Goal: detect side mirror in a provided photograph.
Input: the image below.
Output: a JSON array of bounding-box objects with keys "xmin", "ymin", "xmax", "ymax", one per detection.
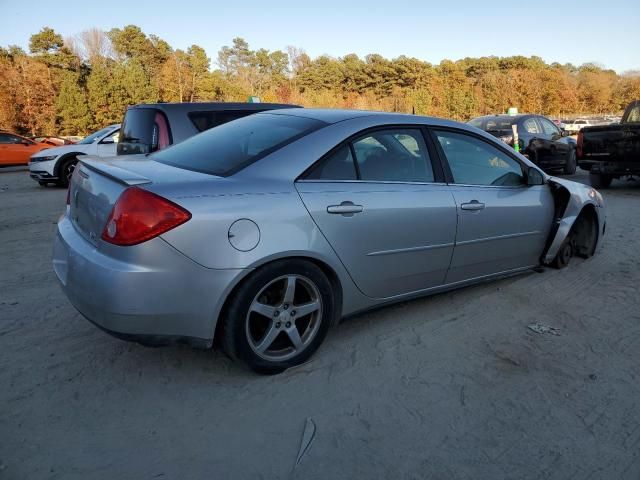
[
  {"xmin": 100, "ymin": 138, "xmax": 115, "ymax": 144},
  {"xmin": 526, "ymin": 166, "xmax": 544, "ymax": 186},
  {"xmin": 21, "ymin": 140, "xmax": 31, "ymax": 146},
  {"xmin": 561, "ymin": 130, "xmax": 570, "ymax": 137}
]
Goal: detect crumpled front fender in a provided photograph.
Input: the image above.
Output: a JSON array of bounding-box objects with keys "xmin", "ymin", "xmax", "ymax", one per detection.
[{"xmin": 542, "ymin": 176, "xmax": 606, "ymax": 264}]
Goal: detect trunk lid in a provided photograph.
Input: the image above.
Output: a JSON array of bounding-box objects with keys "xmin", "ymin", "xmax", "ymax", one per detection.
[{"xmin": 68, "ymin": 155, "xmax": 215, "ymax": 246}]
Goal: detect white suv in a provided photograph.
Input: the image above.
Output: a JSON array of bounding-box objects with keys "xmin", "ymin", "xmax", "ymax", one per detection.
[{"xmin": 29, "ymin": 124, "xmax": 120, "ymax": 187}]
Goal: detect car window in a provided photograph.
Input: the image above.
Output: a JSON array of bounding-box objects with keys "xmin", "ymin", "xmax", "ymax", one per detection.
[
  {"xmin": 626, "ymin": 106, "xmax": 640, "ymax": 123},
  {"xmin": 523, "ymin": 118, "xmax": 541, "ymax": 134},
  {"xmin": 153, "ymin": 113, "xmax": 326, "ymax": 176},
  {"xmin": 435, "ymin": 130, "xmax": 525, "ymax": 187},
  {"xmin": 539, "ymin": 118, "xmax": 560, "ymax": 136},
  {"xmin": 102, "ymin": 130, "xmax": 120, "ymax": 144},
  {"xmin": 0, "ymin": 133, "xmax": 23, "ymax": 144},
  {"xmin": 189, "ymin": 111, "xmax": 255, "ymax": 132},
  {"xmin": 305, "ymin": 145, "xmax": 357, "ymax": 180},
  {"xmin": 78, "ymin": 127, "xmax": 115, "ymax": 145},
  {"xmin": 351, "ymin": 129, "xmax": 434, "ymax": 182}
]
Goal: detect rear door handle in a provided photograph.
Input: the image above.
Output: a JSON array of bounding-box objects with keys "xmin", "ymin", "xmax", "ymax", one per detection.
[
  {"xmin": 327, "ymin": 201, "xmax": 363, "ymax": 216},
  {"xmin": 460, "ymin": 200, "xmax": 485, "ymax": 211}
]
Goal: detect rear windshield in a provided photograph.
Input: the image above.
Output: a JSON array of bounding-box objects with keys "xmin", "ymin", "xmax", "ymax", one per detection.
[
  {"xmin": 153, "ymin": 113, "xmax": 326, "ymax": 176},
  {"xmin": 484, "ymin": 118, "xmax": 516, "ymax": 132},
  {"xmin": 117, "ymin": 108, "xmax": 171, "ymax": 155},
  {"xmin": 189, "ymin": 110, "xmax": 256, "ymax": 132}
]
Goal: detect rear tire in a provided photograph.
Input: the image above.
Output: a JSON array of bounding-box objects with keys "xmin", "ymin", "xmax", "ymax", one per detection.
[
  {"xmin": 563, "ymin": 149, "xmax": 577, "ymax": 175},
  {"xmin": 57, "ymin": 157, "xmax": 77, "ymax": 188},
  {"xmin": 221, "ymin": 259, "xmax": 335, "ymax": 374},
  {"xmin": 589, "ymin": 172, "xmax": 612, "ymax": 189}
]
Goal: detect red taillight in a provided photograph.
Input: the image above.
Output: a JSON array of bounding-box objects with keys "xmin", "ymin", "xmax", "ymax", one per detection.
[
  {"xmin": 101, "ymin": 187, "xmax": 191, "ymax": 246},
  {"xmin": 576, "ymin": 131, "xmax": 583, "ymax": 158}
]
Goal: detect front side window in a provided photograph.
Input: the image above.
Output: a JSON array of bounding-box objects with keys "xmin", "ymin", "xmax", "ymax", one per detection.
[
  {"xmin": 435, "ymin": 130, "xmax": 525, "ymax": 187},
  {"xmin": 523, "ymin": 118, "xmax": 541, "ymax": 134},
  {"xmin": 539, "ymin": 118, "xmax": 560, "ymax": 136},
  {"xmin": 0, "ymin": 133, "xmax": 22, "ymax": 144},
  {"xmin": 154, "ymin": 113, "xmax": 326, "ymax": 176}
]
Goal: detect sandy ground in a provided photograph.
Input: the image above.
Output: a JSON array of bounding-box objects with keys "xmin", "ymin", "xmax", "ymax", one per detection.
[{"xmin": 1, "ymin": 167, "xmax": 639, "ymax": 480}]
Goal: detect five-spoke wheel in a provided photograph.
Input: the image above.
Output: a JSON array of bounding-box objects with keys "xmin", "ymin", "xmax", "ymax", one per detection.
[{"xmin": 222, "ymin": 260, "xmax": 334, "ymax": 374}]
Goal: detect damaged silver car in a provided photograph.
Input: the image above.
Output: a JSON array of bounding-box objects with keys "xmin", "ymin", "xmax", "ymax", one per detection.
[{"xmin": 53, "ymin": 109, "xmax": 606, "ymax": 373}]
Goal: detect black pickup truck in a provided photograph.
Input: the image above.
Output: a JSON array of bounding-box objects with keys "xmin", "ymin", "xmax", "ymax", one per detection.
[{"xmin": 577, "ymin": 100, "xmax": 640, "ymax": 188}]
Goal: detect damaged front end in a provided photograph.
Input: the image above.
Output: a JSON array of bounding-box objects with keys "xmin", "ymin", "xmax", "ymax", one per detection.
[{"xmin": 541, "ymin": 177, "xmax": 606, "ymax": 267}]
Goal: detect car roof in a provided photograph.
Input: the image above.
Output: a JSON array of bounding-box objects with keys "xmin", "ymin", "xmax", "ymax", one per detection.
[
  {"xmin": 471, "ymin": 114, "xmax": 538, "ymax": 122},
  {"xmin": 260, "ymin": 108, "xmax": 451, "ymax": 125},
  {"xmin": 128, "ymin": 102, "xmax": 299, "ymax": 113}
]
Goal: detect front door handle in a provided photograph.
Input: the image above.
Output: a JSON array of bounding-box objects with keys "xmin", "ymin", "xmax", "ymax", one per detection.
[
  {"xmin": 460, "ymin": 200, "xmax": 485, "ymax": 211},
  {"xmin": 327, "ymin": 201, "xmax": 363, "ymax": 216}
]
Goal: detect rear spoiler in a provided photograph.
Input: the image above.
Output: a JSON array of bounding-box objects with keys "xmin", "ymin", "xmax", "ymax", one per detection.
[{"xmin": 77, "ymin": 155, "xmax": 152, "ymax": 186}]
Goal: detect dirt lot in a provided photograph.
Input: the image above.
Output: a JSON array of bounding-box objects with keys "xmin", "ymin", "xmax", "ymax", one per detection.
[{"xmin": 1, "ymin": 168, "xmax": 639, "ymax": 480}]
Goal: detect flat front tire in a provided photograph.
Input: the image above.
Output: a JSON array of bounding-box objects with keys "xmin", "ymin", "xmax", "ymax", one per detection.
[{"xmin": 221, "ymin": 260, "xmax": 335, "ymax": 374}]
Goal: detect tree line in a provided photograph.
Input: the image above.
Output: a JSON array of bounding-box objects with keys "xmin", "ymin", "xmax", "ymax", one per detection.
[{"xmin": 1, "ymin": 25, "xmax": 639, "ymax": 136}]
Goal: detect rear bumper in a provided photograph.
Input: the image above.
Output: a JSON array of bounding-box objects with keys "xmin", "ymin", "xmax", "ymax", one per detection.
[{"xmin": 53, "ymin": 214, "xmax": 247, "ymax": 346}]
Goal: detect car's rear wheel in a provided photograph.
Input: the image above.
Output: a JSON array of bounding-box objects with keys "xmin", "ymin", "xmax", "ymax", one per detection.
[
  {"xmin": 57, "ymin": 157, "xmax": 77, "ymax": 188},
  {"xmin": 589, "ymin": 172, "xmax": 612, "ymax": 189},
  {"xmin": 563, "ymin": 149, "xmax": 577, "ymax": 175},
  {"xmin": 221, "ymin": 260, "xmax": 334, "ymax": 374}
]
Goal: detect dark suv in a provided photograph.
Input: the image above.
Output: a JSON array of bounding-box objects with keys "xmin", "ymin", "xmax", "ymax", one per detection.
[
  {"xmin": 468, "ymin": 114, "xmax": 577, "ymax": 174},
  {"xmin": 117, "ymin": 102, "xmax": 300, "ymax": 155}
]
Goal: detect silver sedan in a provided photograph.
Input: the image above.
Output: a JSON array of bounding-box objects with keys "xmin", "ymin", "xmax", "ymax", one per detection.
[{"xmin": 53, "ymin": 109, "xmax": 606, "ymax": 373}]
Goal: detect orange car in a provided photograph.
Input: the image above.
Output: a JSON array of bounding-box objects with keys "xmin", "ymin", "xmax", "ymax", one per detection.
[{"xmin": 0, "ymin": 131, "xmax": 51, "ymax": 166}]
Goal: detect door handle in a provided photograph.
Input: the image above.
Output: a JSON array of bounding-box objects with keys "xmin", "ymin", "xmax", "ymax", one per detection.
[
  {"xmin": 327, "ymin": 201, "xmax": 363, "ymax": 216},
  {"xmin": 460, "ymin": 200, "xmax": 485, "ymax": 211}
]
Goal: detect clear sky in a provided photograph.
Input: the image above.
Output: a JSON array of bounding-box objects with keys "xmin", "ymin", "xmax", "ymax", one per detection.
[{"xmin": 1, "ymin": 0, "xmax": 638, "ymax": 72}]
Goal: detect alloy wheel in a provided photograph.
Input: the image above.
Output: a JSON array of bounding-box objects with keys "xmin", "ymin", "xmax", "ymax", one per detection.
[{"xmin": 245, "ymin": 275, "xmax": 323, "ymax": 362}]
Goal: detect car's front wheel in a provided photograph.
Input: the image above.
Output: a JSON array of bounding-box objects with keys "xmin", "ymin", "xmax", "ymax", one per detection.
[
  {"xmin": 221, "ymin": 260, "xmax": 335, "ymax": 374},
  {"xmin": 57, "ymin": 157, "xmax": 77, "ymax": 188}
]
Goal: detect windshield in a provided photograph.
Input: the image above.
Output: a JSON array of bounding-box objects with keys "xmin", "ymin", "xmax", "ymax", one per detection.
[
  {"xmin": 78, "ymin": 127, "xmax": 116, "ymax": 145},
  {"xmin": 153, "ymin": 113, "xmax": 326, "ymax": 176}
]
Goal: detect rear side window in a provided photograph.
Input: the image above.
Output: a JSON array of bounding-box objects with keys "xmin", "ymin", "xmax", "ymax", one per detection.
[
  {"xmin": 189, "ymin": 110, "xmax": 255, "ymax": 132},
  {"xmin": 304, "ymin": 128, "xmax": 434, "ymax": 183},
  {"xmin": 626, "ymin": 106, "xmax": 640, "ymax": 123},
  {"xmin": 117, "ymin": 108, "xmax": 172, "ymax": 155},
  {"xmin": 306, "ymin": 145, "xmax": 357, "ymax": 180},
  {"xmin": 153, "ymin": 113, "xmax": 326, "ymax": 176},
  {"xmin": 434, "ymin": 130, "xmax": 524, "ymax": 187}
]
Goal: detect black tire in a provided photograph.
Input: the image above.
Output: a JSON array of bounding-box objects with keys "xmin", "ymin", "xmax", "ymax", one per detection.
[
  {"xmin": 221, "ymin": 259, "xmax": 335, "ymax": 374},
  {"xmin": 563, "ymin": 149, "xmax": 577, "ymax": 175},
  {"xmin": 57, "ymin": 157, "xmax": 78, "ymax": 188},
  {"xmin": 589, "ymin": 172, "xmax": 612, "ymax": 189},
  {"xmin": 551, "ymin": 237, "xmax": 573, "ymax": 269}
]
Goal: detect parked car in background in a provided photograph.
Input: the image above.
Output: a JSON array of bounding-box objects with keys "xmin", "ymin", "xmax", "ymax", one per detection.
[
  {"xmin": 578, "ymin": 100, "xmax": 640, "ymax": 188},
  {"xmin": 117, "ymin": 102, "xmax": 300, "ymax": 155},
  {"xmin": 468, "ymin": 114, "xmax": 577, "ymax": 174},
  {"xmin": 564, "ymin": 118, "xmax": 593, "ymax": 134},
  {"xmin": 54, "ymin": 109, "xmax": 605, "ymax": 373},
  {"xmin": 0, "ymin": 131, "xmax": 51, "ymax": 166},
  {"xmin": 30, "ymin": 136, "xmax": 76, "ymax": 146},
  {"xmin": 29, "ymin": 125, "xmax": 120, "ymax": 187}
]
